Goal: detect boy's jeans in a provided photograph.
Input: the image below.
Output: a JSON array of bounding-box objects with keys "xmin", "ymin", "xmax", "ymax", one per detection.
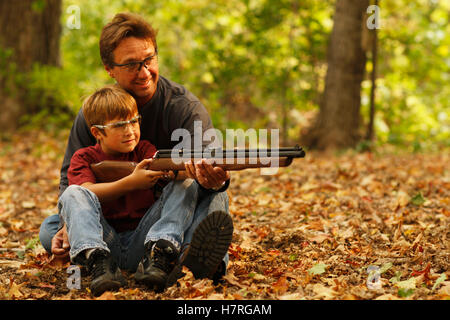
[{"xmin": 39, "ymin": 179, "xmax": 230, "ymax": 272}]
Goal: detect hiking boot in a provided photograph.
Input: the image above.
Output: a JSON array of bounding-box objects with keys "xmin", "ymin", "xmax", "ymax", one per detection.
[
  {"xmin": 167, "ymin": 210, "xmax": 233, "ymax": 286},
  {"xmin": 134, "ymin": 239, "xmax": 179, "ymax": 292},
  {"xmin": 86, "ymin": 249, "xmax": 126, "ymax": 297}
]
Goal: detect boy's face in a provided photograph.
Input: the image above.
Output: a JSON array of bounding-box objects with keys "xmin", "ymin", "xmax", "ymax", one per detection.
[{"xmin": 91, "ymin": 114, "xmax": 141, "ymax": 156}]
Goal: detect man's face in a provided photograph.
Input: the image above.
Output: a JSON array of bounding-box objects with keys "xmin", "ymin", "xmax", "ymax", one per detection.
[{"xmin": 106, "ymin": 37, "xmax": 159, "ymax": 105}]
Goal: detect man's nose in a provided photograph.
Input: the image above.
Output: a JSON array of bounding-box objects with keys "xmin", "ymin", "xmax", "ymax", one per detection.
[{"xmin": 137, "ymin": 64, "xmax": 152, "ymax": 78}]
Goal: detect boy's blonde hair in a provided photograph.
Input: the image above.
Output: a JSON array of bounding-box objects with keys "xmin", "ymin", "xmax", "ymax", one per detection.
[{"xmin": 82, "ymin": 85, "xmax": 138, "ymax": 127}]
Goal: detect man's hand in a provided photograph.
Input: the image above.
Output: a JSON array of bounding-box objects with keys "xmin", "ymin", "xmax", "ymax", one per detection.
[
  {"xmin": 51, "ymin": 224, "xmax": 70, "ymax": 261},
  {"xmin": 185, "ymin": 159, "xmax": 230, "ymax": 190}
]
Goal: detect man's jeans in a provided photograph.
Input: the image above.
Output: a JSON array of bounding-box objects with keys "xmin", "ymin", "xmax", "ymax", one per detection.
[{"xmin": 39, "ymin": 179, "xmax": 230, "ymax": 272}]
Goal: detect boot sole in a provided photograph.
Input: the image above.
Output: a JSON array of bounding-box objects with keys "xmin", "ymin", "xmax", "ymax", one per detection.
[
  {"xmin": 90, "ymin": 278, "xmax": 126, "ymax": 297},
  {"xmin": 169, "ymin": 211, "xmax": 233, "ymax": 283},
  {"xmin": 134, "ymin": 267, "xmax": 167, "ymax": 293}
]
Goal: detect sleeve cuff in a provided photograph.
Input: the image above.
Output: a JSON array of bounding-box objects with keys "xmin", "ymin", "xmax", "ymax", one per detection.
[{"xmin": 199, "ymin": 178, "xmax": 230, "ymax": 193}]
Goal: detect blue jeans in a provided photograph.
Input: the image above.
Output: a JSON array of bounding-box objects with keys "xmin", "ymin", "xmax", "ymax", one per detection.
[{"xmin": 39, "ymin": 180, "xmax": 230, "ymax": 272}]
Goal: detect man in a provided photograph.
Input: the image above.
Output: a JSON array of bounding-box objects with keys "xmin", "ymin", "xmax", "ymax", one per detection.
[{"xmin": 39, "ymin": 12, "xmax": 233, "ymax": 290}]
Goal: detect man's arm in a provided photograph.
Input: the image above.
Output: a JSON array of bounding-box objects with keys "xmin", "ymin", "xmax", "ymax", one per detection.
[
  {"xmin": 168, "ymin": 100, "xmax": 230, "ymax": 191},
  {"xmin": 59, "ymin": 109, "xmax": 96, "ymax": 197}
]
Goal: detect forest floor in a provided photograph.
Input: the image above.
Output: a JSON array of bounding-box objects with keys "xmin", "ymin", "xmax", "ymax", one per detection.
[{"xmin": 0, "ymin": 130, "xmax": 449, "ymax": 300}]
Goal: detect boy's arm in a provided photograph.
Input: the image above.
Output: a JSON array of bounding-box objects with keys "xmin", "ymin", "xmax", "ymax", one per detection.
[{"xmin": 81, "ymin": 159, "xmax": 167, "ymax": 203}]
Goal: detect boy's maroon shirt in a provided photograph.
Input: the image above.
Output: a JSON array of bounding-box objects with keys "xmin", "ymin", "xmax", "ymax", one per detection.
[{"xmin": 68, "ymin": 140, "xmax": 157, "ymax": 232}]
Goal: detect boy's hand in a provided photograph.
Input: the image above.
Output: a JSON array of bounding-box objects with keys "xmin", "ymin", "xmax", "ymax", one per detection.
[{"xmin": 130, "ymin": 159, "xmax": 169, "ymax": 189}]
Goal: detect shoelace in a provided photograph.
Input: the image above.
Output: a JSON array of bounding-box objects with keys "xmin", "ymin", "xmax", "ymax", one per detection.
[
  {"xmin": 151, "ymin": 247, "xmax": 173, "ymax": 273},
  {"xmin": 89, "ymin": 252, "xmax": 112, "ymax": 278}
]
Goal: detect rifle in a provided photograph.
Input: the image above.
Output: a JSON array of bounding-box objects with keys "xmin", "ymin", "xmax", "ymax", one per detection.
[{"xmin": 90, "ymin": 145, "xmax": 306, "ymax": 182}]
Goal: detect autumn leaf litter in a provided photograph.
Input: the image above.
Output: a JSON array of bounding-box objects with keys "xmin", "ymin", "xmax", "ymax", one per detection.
[{"xmin": 0, "ymin": 131, "xmax": 449, "ymax": 300}]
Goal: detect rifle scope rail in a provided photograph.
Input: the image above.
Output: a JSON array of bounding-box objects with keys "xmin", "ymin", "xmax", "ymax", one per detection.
[{"xmin": 153, "ymin": 145, "xmax": 306, "ymax": 160}]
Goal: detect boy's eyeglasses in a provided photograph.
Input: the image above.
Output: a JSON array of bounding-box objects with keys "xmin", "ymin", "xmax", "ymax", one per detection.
[
  {"xmin": 112, "ymin": 51, "xmax": 158, "ymax": 73},
  {"xmin": 93, "ymin": 115, "xmax": 142, "ymax": 131}
]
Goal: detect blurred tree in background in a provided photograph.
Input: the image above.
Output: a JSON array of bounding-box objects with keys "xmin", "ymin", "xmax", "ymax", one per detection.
[
  {"xmin": 300, "ymin": 0, "xmax": 369, "ymax": 150},
  {"xmin": 0, "ymin": 0, "xmax": 448, "ymax": 151},
  {"xmin": 0, "ymin": 0, "xmax": 62, "ymax": 131}
]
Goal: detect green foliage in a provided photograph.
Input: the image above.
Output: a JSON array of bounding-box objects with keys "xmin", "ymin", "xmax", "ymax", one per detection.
[
  {"xmin": 19, "ymin": 64, "xmax": 84, "ymax": 130},
  {"xmin": 31, "ymin": 0, "xmax": 46, "ymax": 13},
  {"xmin": 0, "ymin": 48, "xmax": 21, "ymax": 96},
  {"xmin": 4, "ymin": 0, "xmax": 448, "ymax": 150},
  {"xmin": 361, "ymin": 0, "xmax": 450, "ymax": 150}
]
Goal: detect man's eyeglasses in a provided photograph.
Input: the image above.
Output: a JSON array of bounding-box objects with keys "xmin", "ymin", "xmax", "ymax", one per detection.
[
  {"xmin": 112, "ymin": 51, "xmax": 158, "ymax": 73},
  {"xmin": 93, "ymin": 115, "xmax": 142, "ymax": 131}
]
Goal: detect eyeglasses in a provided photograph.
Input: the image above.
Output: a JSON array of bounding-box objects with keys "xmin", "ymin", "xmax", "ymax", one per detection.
[
  {"xmin": 112, "ymin": 51, "xmax": 158, "ymax": 73},
  {"xmin": 93, "ymin": 115, "xmax": 141, "ymax": 131}
]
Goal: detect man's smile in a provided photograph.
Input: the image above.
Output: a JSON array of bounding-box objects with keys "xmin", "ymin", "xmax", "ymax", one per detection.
[{"xmin": 134, "ymin": 79, "xmax": 152, "ymax": 87}]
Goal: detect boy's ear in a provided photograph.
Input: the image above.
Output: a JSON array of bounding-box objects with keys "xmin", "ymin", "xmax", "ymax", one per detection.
[{"xmin": 90, "ymin": 126, "xmax": 105, "ymax": 140}]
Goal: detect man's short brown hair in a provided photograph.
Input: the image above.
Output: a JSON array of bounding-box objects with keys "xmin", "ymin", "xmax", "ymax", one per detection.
[
  {"xmin": 99, "ymin": 12, "xmax": 158, "ymax": 68},
  {"xmin": 82, "ymin": 84, "xmax": 138, "ymax": 128}
]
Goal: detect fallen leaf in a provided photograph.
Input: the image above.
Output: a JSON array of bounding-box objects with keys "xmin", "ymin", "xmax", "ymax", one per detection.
[
  {"xmin": 410, "ymin": 192, "xmax": 426, "ymax": 206},
  {"xmin": 432, "ymin": 274, "xmax": 447, "ymax": 292},
  {"xmin": 438, "ymin": 282, "xmax": 450, "ymax": 296},
  {"xmin": 379, "ymin": 262, "xmax": 393, "ymax": 274},
  {"xmin": 272, "ymin": 276, "xmax": 289, "ymax": 295},
  {"xmin": 96, "ymin": 291, "xmax": 116, "ymax": 300},
  {"xmin": 311, "ymin": 283, "xmax": 336, "ymax": 299},
  {"xmin": 37, "ymin": 283, "xmax": 56, "ymax": 289},
  {"xmin": 308, "ymin": 263, "xmax": 327, "ymax": 276},
  {"xmin": 410, "ymin": 262, "xmax": 431, "ymax": 279},
  {"xmin": 310, "ymin": 233, "xmax": 332, "ymax": 243},
  {"xmin": 395, "ymin": 277, "xmax": 416, "ymax": 290},
  {"xmin": 9, "ymin": 279, "xmax": 27, "ymax": 298},
  {"xmin": 21, "ymin": 201, "xmax": 36, "ymax": 209},
  {"xmin": 279, "ymin": 292, "xmax": 305, "ymax": 300},
  {"xmin": 223, "ymin": 271, "xmax": 246, "ymax": 289},
  {"xmin": 44, "ymin": 255, "xmax": 70, "ymax": 270},
  {"xmin": 0, "ymin": 226, "xmax": 8, "ymax": 237},
  {"xmin": 0, "ymin": 259, "xmax": 25, "ymax": 268},
  {"xmin": 375, "ymin": 294, "xmax": 401, "ymax": 300},
  {"xmin": 398, "ymin": 288, "xmax": 415, "ymax": 298},
  {"xmin": 391, "ymin": 190, "xmax": 410, "ymax": 210},
  {"xmin": 338, "ymin": 228, "xmax": 353, "ymax": 240}
]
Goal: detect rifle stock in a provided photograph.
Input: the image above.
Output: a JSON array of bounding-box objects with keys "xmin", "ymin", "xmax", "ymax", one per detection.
[{"xmin": 90, "ymin": 146, "xmax": 305, "ymax": 183}]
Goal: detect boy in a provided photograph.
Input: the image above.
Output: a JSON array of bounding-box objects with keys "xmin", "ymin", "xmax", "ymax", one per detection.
[{"xmin": 60, "ymin": 85, "xmax": 199, "ymax": 295}]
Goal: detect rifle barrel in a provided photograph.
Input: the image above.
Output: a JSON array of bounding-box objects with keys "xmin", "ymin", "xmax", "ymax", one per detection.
[{"xmin": 154, "ymin": 145, "xmax": 305, "ymax": 159}]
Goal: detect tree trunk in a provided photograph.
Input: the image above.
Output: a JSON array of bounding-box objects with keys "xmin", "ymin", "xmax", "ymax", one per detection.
[
  {"xmin": 0, "ymin": 0, "xmax": 62, "ymax": 132},
  {"xmin": 301, "ymin": 0, "xmax": 368, "ymax": 150},
  {"xmin": 366, "ymin": 0, "xmax": 379, "ymax": 142}
]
